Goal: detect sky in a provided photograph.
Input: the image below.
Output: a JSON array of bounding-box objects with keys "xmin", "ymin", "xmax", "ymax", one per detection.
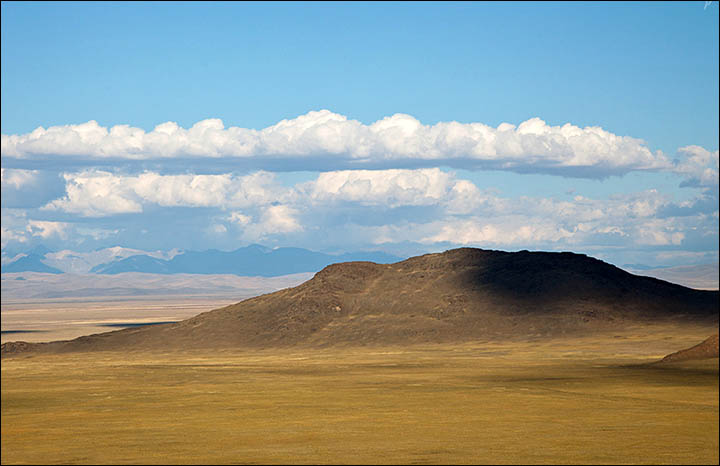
[{"xmin": 1, "ymin": 1, "xmax": 718, "ymax": 268}]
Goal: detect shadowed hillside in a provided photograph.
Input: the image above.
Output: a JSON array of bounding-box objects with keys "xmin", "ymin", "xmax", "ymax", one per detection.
[{"xmin": 2, "ymin": 248, "xmax": 718, "ymax": 356}]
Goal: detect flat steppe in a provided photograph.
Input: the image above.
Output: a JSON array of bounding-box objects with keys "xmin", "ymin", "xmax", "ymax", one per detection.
[
  {"xmin": 2, "ymin": 324, "xmax": 718, "ymax": 465},
  {"xmin": 1, "ymin": 297, "xmax": 239, "ymax": 344},
  {"xmin": 1, "ymin": 272, "xmax": 312, "ymax": 344}
]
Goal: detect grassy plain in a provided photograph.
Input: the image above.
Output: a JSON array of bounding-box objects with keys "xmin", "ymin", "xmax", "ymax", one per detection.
[{"xmin": 2, "ymin": 326, "xmax": 718, "ymax": 465}]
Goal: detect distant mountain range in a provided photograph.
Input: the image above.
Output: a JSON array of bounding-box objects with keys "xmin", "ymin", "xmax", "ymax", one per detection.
[
  {"xmin": 90, "ymin": 245, "xmax": 402, "ymax": 276},
  {"xmin": 1, "ymin": 245, "xmax": 178, "ymax": 274},
  {"xmin": 3, "ymin": 244, "xmax": 717, "ymax": 290},
  {"xmin": 1, "ymin": 254, "xmax": 63, "ymax": 274},
  {"xmin": 91, "ymin": 254, "xmax": 175, "ymax": 274},
  {"xmin": 2, "ymin": 244, "xmax": 403, "ymax": 277}
]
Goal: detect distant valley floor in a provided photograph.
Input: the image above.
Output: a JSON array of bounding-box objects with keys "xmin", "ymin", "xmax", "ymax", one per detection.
[
  {"xmin": 1, "ymin": 272, "xmax": 312, "ymax": 344},
  {"xmin": 0, "ymin": 298, "xmax": 238, "ymax": 344}
]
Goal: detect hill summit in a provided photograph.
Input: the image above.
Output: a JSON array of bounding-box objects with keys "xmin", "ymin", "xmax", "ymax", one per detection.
[{"xmin": 2, "ymin": 248, "xmax": 717, "ymax": 356}]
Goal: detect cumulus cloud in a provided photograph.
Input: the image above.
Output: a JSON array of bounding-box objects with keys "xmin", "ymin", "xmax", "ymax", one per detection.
[
  {"xmin": 44, "ymin": 171, "xmax": 144, "ymax": 216},
  {"xmin": 1, "ymin": 209, "xmax": 29, "ymax": 248},
  {"xmin": 632, "ymin": 219, "xmax": 685, "ymax": 246},
  {"xmin": 347, "ymin": 212, "xmax": 692, "ymax": 250},
  {"xmin": 45, "ymin": 167, "xmax": 485, "ymax": 218},
  {"xmin": 1, "ymin": 168, "xmax": 39, "ymax": 189},
  {"xmin": 1, "ymin": 168, "xmax": 71, "ymax": 210},
  {"xmin": 1, "ymin": 110, "xmax": 673, "ymax": 177},
  {"xmin": 227, "ymin": 211, "xmax": 252, "ymax": 226},
  {"xmin": 26, "ymin": 220, "xmax": 70, "ymax": 240},
  {"xmin": 257, "ymin": 205, "xmax": 303, "ymax": 234},
  {"xmin": 238, "ymin": 205, "xmax": 303, "ymax": 241},
  {"xmin": 43, "ymin": 170, "xmax": 286, "ymax": 217},
  {"xmin": 337, "ymin": 175, "xmax": 711, "ymax": 251},
  {"xmin": 4, "ymin": 164, "xmax": 717, "ymax": 260},
  {"xmin": 422, "ymin": 218, "xmax": 575, "ymax": 245},
  {"xmin": 673, "ymin": 145, "xmax": 719, "ymax": 188},
  {"xmin": 302, "ymin": 168, "xmax": 480, "ymax": 209},
  {"xmin": 1, "ymin": 225, "xmax": 28, "ymax": 248},
  {"xmin": 40, "ymin": 167, "xmax": 709, "ymax": 245}
]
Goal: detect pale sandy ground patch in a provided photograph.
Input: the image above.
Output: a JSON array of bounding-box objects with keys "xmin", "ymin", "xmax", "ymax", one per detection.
[
  {"xmin": 1, "ymin": 272, "xmax": 312, "ymax": 344},
  {"xmin": 1, "ymin": 298, "xmax": 236, "ymax": 344}
]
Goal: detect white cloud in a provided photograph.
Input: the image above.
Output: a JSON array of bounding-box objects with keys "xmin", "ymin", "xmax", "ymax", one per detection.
[
  {"xmin": 132, "ymin": 172, "xmax": 233, "ymax": 207},
  {"xmin": 257, "ymin": 205, "xmax": 303, "ymax": 234},
  {"xmin": 1, "ymin": 209, "xmax": 29, "ymax": 248},
  {"xmin": 1, "ymin": 168, "xmax": 39, "ymax": 189},
  {"xmin": 342, "ymin": 209, "xmax": 693, "ymax": 250},
  {"xmin": 674, "ymin": 145, "xmax": 719, "ymax": 188},
  {"xmin": 240, "ymin": 205, "xmax": 303, "ymax": 240},
  {"xmin": 632, "ymin": 219, "xmax": 685, "ymax": 246},
  {"xmin": 43, "ymin": 170, "xmax": 285, "ymax": 217},
  {"xmin": 227, "ymin": 212, "xmax": 252, "ymax": 226},
  {"xmin": 291, "ymin": 179, "xmax": 699, "ymax": 251},
  {"xmin": 4, "ymin": 164, "xmax": 717, "ymax": 260},
  {"xmin": 44, "ymin": 171, "xmax": 144, "ymax": 217},
  {"xmin": 421, "ymin": 218, "xmax": 575, "ymax": 246},
  {"xmin": 1, "ymin": 226, "xmax": 28, "ymax": 248},
  {"xmin": 26, "ymin": 220, "xmax": 69, "ymax": 239},
  {"xmin": 44, "ymin": 168, "xmax": 483, "ymax": 218},
  {"xmin": 303, "ymin": 168, "xmax": 475, "ymax": 208},
  {"xmin": 1, "ymin": 110, "xmax": 673, "ymax": 177}
]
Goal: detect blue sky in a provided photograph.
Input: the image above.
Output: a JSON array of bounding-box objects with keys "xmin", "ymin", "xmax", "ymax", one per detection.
[{"xmin": 1, "ymin": 1, "xmax": 718, "ymax": 268}]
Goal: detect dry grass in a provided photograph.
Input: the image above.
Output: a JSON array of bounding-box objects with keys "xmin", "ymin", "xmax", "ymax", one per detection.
[{"xmin": 2, "ymin": 327, "xmax": 718, "ymax": 465}]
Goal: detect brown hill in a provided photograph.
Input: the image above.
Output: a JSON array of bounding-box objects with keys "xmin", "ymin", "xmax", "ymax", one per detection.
[
  {"xmin": 660, "ymin": 334, "xmax": 719, "ymax": 363},
  {"xmin": 2, "ymin": 248, "xmax": 718, "ymax": 356}
]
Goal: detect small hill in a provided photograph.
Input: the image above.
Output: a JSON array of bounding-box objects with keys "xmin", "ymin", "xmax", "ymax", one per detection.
[
  {"xmin": 660, "ymin": 334, "xmax": 719, "ymax": 363},
  {"xmin": 2, "ymin": 248, "xmax": 717, "ymax": 356}
]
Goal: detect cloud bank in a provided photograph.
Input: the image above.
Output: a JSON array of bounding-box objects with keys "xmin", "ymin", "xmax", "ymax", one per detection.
[
  {"xmin": 2, "ymin": 110, "xmax": 674, "ymax": 177},
  {"xmin": 17, "ymin": 167, "xmax": 712, "ymax": 253},
  {"xmin": 2, "ymin": 111, "xmax": 716, "ymax": 267},
  {"xmin": 42, "ymin": 170, "xmax": 285, "ymax": 217}
]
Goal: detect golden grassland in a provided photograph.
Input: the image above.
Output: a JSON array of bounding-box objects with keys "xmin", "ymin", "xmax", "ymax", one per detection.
[{"xmin": 2, "ymin": 326, "xmax": 718, "ymax": 465}]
